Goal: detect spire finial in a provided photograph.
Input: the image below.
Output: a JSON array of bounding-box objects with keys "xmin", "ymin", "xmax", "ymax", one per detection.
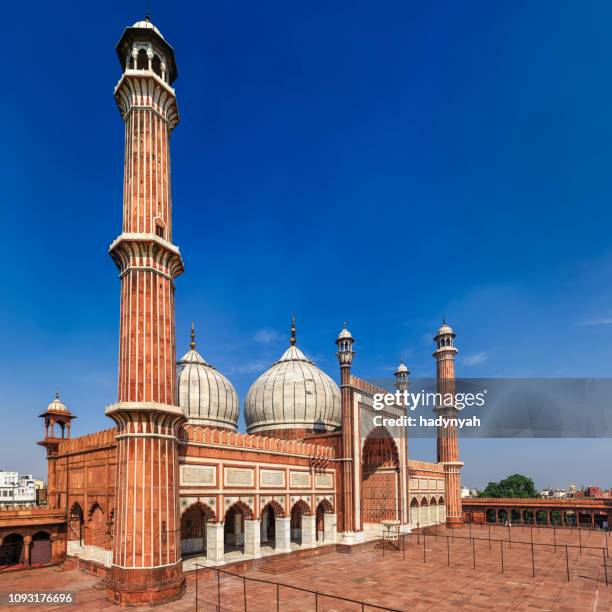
[
  {"xmin": 290, "ymin": 314, "xmax": 296, "ymax": 346},
  {"xmin": 145, "ymin": 0, "xmax": 151, "ymax": 21},
  {"xmin": 55, "ymin": 390, "xmax": 60, "ymax": 400},
  {"xmin": 443, "ymin": 315, "xmax": 446, "ymax": 324},
  {"xmin": 190, "ymin": 322, "xmax": 196, "ymax": 350}
]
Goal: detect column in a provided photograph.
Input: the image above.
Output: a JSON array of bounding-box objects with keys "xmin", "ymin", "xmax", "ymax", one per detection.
[
  {"xmin": 234, "ymin": 513, "xmax": 244, "ymax": 546},
  {"xmin": 244, "ymin": 519, "xmax": 261, "ymax": 558},
  {"xmin": 23, "ymin": 536, "xmax": 31, "ymax": 567},
  {"xmin": 206, "ymin": 523, "xmax": 224, "ymax": 564},
  {"xmin": 323, "ymin": 513, "xmax": 336, "ymax": 543},
  {"xmin": 275, "ymin": 517, "xmax": 291, "ymax": 552},
  {"xmin": 302, "ymin": 515, "xmax": 316, "ymax": 548},
  {"xmin": 261, "ymin": 510, "xmax": 269, "ymax": 544}
]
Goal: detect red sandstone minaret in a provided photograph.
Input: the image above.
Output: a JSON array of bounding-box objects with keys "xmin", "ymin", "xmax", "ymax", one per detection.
[
  {"xmin": 105, "ymin": 17, "xmax": 186, "ymax": 606},
  {"xmin": 433, "ymin": 320, "xmax": 464, "ymax": 527},
  {"xmin": 336, "ymin": 324, "xmax": 357, "ymax": 541}
]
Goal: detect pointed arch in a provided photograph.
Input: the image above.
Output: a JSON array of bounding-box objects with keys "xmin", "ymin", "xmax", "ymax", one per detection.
[
  {"xmin": 225, "ymin": 501, "xmax": 253, "ymax": 520},
  {"xmin": 290, "ymin": 499, "xmax": 312, "ymax": 515},
  {"xmin": 410, "ymin": 496, "xmax": 420, "ymax": 507},
  {"xmin": 430, "ymin": 497, "xmax": 437, "ymax": 506},
  {"xmin": 262, "ymin": 500, "xmax": 285, "ymax": 518},
  {"xmin": 420, "ymin": 496, "xmax": 429, "ymax": 506},
  {"xmin": 316, "ymin": 498, "xmax": 334, "ymax": 513}
]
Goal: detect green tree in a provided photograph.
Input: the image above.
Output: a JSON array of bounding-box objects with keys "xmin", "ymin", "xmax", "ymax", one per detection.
[{"xmin": 478, "ymin": 474, "xmax": 539, "ymax": 499}]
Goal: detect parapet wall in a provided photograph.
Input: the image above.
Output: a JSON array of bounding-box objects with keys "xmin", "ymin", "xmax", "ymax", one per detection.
[{"xmin": 182, "ymin": 425, "xmax": 335, "ymax": 459}]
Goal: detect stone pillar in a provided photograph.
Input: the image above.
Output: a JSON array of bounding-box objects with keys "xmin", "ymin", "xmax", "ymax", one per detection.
[
  {"xmin": 234, "ymin": 513, "xmax": 243, "ymax": 546},
  {"xmin": 23, "ymin": 536, "xmax": 31, "ymax": 567},
  {"xmin": 244, "ymin": 519, "xmax": 261, "ymax": 558},
  {"xmin": 275, "ymin": 517, "xmax": 291, "ymax": 552},
  {"xmin": 261, "ymin": 510, "xmax": 269, "ymax": 544},
  {"xmin": 302, "ymin": 515, "xmax": 316, "ymax": 548},
  {"xmin": 323, "ymin": 513, "xmax": 336, "ymax": 543},
  {"xmin": 206, "ymin": 523, "xmax": 224, "ymax": 564}
]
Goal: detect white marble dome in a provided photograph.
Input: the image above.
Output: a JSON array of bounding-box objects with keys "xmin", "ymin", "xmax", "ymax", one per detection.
[
  {"xmin": 132, "ymin": 18, "xmax": 165, "ymax": 39},
  {"xmin": 47, "ymin": 392, "xmax": 69, "ymax": 413},
  {"xmin": 244, "ymin": 323, "xmax": 341, "ymax": 435},
  {"xmin": 176, "ymin": 327, "xmax": 238, "ymax": 430}
]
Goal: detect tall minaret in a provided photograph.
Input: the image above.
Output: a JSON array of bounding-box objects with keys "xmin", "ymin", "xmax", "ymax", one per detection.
[
  {"xmin": 433, "ymin": 320, "xmax": 464, "ymax": 527},
  {"xmin": 336, "ymin": 324, "xmax": 358, "ymax": 541},
  {"xmin": 105, "ymin": 18, "xmax": 186, "ymax": 606}
]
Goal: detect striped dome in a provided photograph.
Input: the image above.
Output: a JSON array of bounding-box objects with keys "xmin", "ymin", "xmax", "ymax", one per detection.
[
  {"xmin": 244, "ymin": 338, "xmax": 341, "ymax": 435},
  {"xmin": 176, "ymin": 328, "xmax": 238, "ymax": 430}
]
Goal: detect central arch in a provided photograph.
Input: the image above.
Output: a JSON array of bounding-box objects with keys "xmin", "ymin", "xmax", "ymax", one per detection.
[
  {"xmin": 181, "ymin": 502, "xmax": 215, "ymax": 556},
  {"xmin": 361, "ymin": 427, "xmax": 400, "ymax": 525}
]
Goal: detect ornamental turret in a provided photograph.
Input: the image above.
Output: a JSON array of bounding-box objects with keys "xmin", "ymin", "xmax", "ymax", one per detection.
[{"xmin": 394, "ymin": 361, "xmax": 410, "ymax": 392}]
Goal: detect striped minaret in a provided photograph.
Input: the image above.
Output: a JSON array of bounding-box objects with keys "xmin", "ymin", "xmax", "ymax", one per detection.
[
  {"xmin": 105, "ymin": 17, "xmax": 186, "ymax": 606},
  {"xmin": 433, "ymin": 320, "xmax": 464, "ymax": 527},
  {"xmin": 336, "ymin": 324, "xmax": 358, "ymax": 541}
]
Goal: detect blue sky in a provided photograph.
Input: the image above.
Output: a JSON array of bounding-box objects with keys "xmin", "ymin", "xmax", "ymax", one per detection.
[{"xmin": 2, "ymin": 0, "xmax": 612, "ymax": 489}]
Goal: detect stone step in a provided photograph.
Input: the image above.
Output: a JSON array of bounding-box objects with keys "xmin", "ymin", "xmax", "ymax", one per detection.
[{"xmin": 257, "ymin": 555, "xmax": 310, "ymax": 575}]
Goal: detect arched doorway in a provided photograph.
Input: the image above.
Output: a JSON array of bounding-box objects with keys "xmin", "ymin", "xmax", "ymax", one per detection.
[
  {"xmin": 410, "ymin": 497, "xmax": 419, "ymax": 527},
  {"xmin": 0, "ymin": 533, "xmax": 24, "ymax": 568},
  {"xmin": 315, "ymin": 499, "xmax": 334, "ymax": 542},
  {"xmin": 486, "ymin": 509, "xmax": 496, "ymax": 523},
  {"xmin": 361, "ymin": 428, "xmax": 400, "ymax": 525},
  {"xmin": 87, "ymin": 503, "xmax": 110, "ymax": 549},
  {"xmin": 69, "ymin": 502, "xmax": 84, "ymax": 544},
  {"xmin": 420, "ymin": 497, "xmax": 429, "ymax": 527},
  {"xmin": 224, "ymin": 502, "xmax": 252, "ymax": 555},
  {"xmin": 30, "ymin": 532, "xmax": 51, "ymax": 566},
  {"xmin": 181, "ymin": 503, "xmax": 214, "ymax": 556},
  {"xmin": 261, "ymin": 502, "xmax": 284, "ymax": 549},
  {"xmin": 290, "ymin": 500, "xmax": 311, "ymax": 545}
]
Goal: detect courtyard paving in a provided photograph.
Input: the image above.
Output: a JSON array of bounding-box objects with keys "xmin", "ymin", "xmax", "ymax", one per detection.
[{"xmin": 0, "ymin": 525, "xmax": 611, "ymax": 610}]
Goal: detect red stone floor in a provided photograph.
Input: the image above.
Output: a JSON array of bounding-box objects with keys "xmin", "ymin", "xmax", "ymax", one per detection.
[{"xmin": 0, "ymin": 525, "xmax": 611, "ymax": 611}]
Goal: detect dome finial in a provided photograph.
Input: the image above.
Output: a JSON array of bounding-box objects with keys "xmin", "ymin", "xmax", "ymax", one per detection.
[
  {"xmin": 55, "ymin": 390, "xmax": 60, "ymax": 400},
  {"xmin": 190, "ymin": 322, "xmax": 196, "ymax": 350},
  {"xmin": 290, "ymin": 314, "xmax": 296, "ymax": 346}
]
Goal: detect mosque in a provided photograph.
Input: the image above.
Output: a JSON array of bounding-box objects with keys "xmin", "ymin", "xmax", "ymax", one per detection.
[{"xmin": 0, "ymin": 17, "xmax": 463, "ymax": 606}]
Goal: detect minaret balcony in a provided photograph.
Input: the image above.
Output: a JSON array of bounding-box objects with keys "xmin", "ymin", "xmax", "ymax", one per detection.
[{"xmin": 109, "ymin": 232, "xmax": 184, "ymax": 279}]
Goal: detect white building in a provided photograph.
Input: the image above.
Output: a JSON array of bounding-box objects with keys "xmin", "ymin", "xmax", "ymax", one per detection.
[{"xmin": 0, "ymin": 471, "xmax": 39, "ymax": 506}]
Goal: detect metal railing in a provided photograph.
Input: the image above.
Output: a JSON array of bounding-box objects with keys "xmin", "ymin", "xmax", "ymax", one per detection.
[
  {"xmin": 194, "ymin": 564, "xmax": 404, "ymax": 611},
  {"xmin": 380, "ymin": 523, "xmax": 610, "ymax": 585}
]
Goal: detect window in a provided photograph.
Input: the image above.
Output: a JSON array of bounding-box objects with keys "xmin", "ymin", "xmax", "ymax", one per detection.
[{"xmin": 155, "ymin": 224, "xmax": 165, "ymax": 239}]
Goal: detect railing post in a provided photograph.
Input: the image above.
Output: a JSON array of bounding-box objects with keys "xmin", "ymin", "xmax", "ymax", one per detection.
[
  {"xmin": 579, "ymin": 526, "xmax": 582, "ymax": 553},
  {"xmin": 500, "ymin": 539, "xmax": 504, "ymax": 574},
  {"xmin": 217, "ymin": 568, "xmax": 221, "ymax": 611},
  {"xmin": 315, "ymin": 591, "xmax": 319, "ymax": 611},
  {"xmin": 243, "ymin": 575, "xmax": 247, "ymax": 611},
  {"xmin": 488, "ymin": 523, "xmax": 491, "ymax": 550},
  {"xmin": 554, "ymin": 525, "xmax": 557, "ymax": 552},
  {"xmin": 447, "ymin": 534, "xmax": 450, "ymax": 566},
  {"xmin": 531, "ymin": 541, "xmax": 535, "ymax": 577},
  {"xmin": 276, "ymin": 582, "xmax": 280, "ymax": 612},
  {"xmin": 195, "ymin": 565, "xmax": 199, "ymax": 612},
  {"xmin": 423, "ymin": 532, "xmax": 426, "ymax": 563},
  {"xmin": 472, "ymin": 537, "xmax": 476, "ymax": 570},
  {"xmin": 565, "ymin": 545, "xmax": 570, "ymax": 582},
  {"xmin": 402, "ymin": 533, "xmax": 405, "ymax": 561},
  {"xmin": 603, "ymin": 547, "xmax": 608, "ymax": 586}
]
